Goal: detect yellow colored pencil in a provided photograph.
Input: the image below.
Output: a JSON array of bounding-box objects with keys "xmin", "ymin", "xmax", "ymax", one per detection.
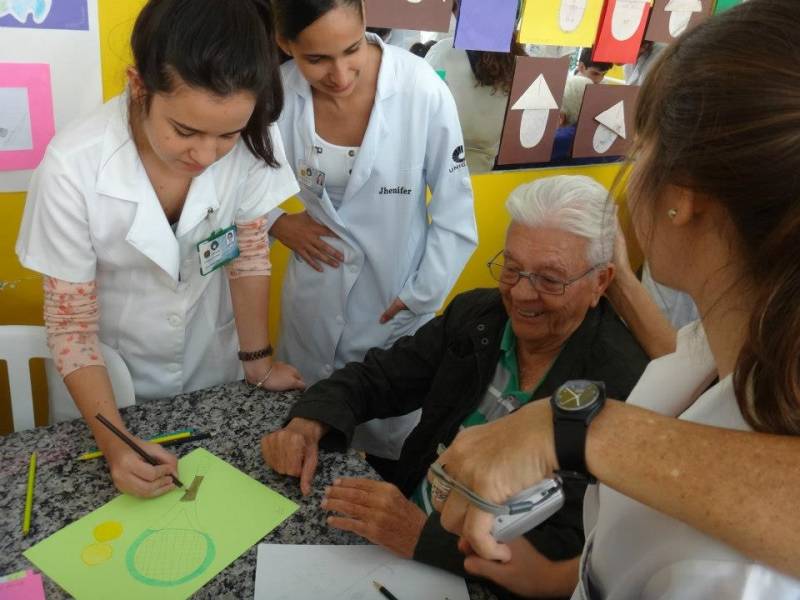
[
  {"xmin": 22, "ymin": 451, "xmax": 37, "ymax": 536},
  {"xmin": 77, "ymin": 431, "xmax": 192, "ymax": 461}
]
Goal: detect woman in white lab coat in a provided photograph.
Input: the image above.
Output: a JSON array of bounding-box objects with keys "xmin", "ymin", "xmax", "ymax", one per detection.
[
  {"xmin": 269, "ymin": 0, "xmax": 478, "ymax": 460},
  {"xmin": 432, "ymin": 1, "xmax": 800, "ymax": 597},
  {"xmin": 15, "ymin": 0, "xmax": 303, "ymax": 498}
]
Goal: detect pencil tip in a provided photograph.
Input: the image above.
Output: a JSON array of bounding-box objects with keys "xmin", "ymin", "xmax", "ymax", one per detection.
[{"xmin": 373, "ymin": 581, "xmax": 380, "ymax": 590}]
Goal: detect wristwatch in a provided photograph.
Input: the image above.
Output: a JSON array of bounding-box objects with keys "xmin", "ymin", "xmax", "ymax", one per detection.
[{"xmin": 550, "ymin": 380, "xmax": 606, "ymax": 481}]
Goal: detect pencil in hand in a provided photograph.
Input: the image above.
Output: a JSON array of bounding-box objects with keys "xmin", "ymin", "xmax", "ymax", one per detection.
[
  {"xmin": 373, "ymin": 580, "xmax": 400, "ymax": 600},
  {"xmin": 95, "ymin": 414, "xmax": 184, "ymax": 488}
]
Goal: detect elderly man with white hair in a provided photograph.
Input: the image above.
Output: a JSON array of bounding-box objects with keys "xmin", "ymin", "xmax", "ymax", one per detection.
[{"xmin": 261, "ymin": 175, "xmax": 649, "ymax": 598}]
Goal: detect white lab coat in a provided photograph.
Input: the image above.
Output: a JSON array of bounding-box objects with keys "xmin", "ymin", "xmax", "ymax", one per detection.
[
  {"xmin": 573, "ymin": 324, "xmax": 800, "ymax": 599},
  {"xmin": 16, "ymin": 94, "xmax": 299, "ymax": 400},
  {"xmin": 272, "ymin": 34, "xmax": 478, "ymax": 458}
]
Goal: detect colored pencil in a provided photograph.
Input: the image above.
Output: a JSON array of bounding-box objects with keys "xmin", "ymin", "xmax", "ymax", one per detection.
[
  {"xmin": 22, "ymin": 451, "xmax": 37, "ymax": 536},
  {"xmin": 373, "ymin": 580, "xmax": 400, "ymax": 600},
  {"xmin": 77, "ymin": 430, "xmax": 193, "ymax": 461}
]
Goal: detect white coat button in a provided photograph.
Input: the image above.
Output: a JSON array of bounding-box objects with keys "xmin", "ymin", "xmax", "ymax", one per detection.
[
  {"xmin": 168, "ymin": 315, "xmax": 181, "ymax": 326},
  {"xmin": 336, "ymin": 315, "xmax": 344, "ymax": 325}
]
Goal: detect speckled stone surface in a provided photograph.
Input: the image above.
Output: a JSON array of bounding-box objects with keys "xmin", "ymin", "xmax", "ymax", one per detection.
[{"xmin": 0, "ymin": 382, "xmax": 497, "ymax": 599}]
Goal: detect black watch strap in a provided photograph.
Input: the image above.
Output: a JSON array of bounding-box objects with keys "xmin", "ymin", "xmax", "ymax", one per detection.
[
  {"xmin": 237, "ymin": 345, "xmax": 273, "ymax": 362},
  {"xmin": 554, "ymin": 417, "xmax": 594, "ymax": 482}
]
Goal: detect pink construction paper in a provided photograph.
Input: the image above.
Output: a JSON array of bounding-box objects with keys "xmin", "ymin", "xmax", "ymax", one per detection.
[
  {"xmin": 0, "ymin": 570, "xmax": 46, "ymax": 600},
  {"xmin": 0, "ymin": 63, "xmax": 55, "ymax": 171}
]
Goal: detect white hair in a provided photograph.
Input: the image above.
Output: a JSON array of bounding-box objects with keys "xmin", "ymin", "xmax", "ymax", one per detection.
[
  {"xmin": 505, "ymin": 175, "xmax": 616, "ymax": 265},
  {"xmin": 561, "ymin": 75, "xmax": 592, "ymax": 125}
]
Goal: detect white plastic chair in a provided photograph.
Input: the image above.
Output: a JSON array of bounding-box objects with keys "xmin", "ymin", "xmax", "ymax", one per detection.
[{"xmin": 0, "ymin": 325, "xmax": 136, "ymax": 432}]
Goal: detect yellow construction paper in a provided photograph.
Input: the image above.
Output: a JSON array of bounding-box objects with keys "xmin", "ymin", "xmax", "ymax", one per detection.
[
  {"xmin": 519, "ymin": 0, "xmax": 606, "ymax": 47},
  {"xmin": 24, "ymin": 449, "xmax": 297, "ymax": 600}
]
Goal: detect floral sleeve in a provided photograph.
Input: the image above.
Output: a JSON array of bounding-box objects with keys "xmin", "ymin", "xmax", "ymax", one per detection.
[{"xmin": 225, "ymin": 216, "xmax": 272, "ymax": 279}]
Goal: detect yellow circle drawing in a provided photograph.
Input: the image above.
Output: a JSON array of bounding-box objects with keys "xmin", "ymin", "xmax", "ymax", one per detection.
[
  {"xmin": 81, "ymin": 542, "xmax": 113, "ymax": 566},
  {"xmin": 93, "ymin": 521, "xmax": 124, "ymax": 542}
]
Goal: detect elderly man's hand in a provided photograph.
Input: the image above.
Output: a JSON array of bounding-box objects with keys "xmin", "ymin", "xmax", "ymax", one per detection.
[
  {"xmin": 323, "ymin": 478, "xmax": 427, "ymax": 558},
  {"xmin": 261, "ymin": 417, "xmax": 329, "ymax": 496},
  {"xmin": 462, "ymin": 537, "xmax": 580, "ymax": 598},
  {"xmin": 431, "ymin": 399, "xmax": 558, "ymax": 563}
]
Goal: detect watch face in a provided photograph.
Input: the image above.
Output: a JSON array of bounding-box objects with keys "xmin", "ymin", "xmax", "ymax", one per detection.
[{"xmin": 555, "ymin": 381, "xmax": 600, "ymax": 411}]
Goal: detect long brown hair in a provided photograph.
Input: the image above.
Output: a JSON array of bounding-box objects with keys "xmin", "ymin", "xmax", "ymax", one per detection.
[
  {"xmin": 628, "ymin": 0, "xmax": 800, "ymax": 435},
  {"xmin": 469, "ymin": 42, "xmax": 527, "ymax": 95}
]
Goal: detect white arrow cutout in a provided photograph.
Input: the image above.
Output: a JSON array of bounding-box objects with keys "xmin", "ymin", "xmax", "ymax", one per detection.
[
  {"xmin": 593, "ymin": 100, "xmax": 626, "ymax": 154},
  {"xmin": 665, "ymin": 0, "xmax": 703, "ymax": 37},
  {"xmin": 511, "ymin": 74, "xmax": 559, "ymax": 149},
  {"xmin": 611, "ymin": 0, "xmax": 650, "ymax": 41}
]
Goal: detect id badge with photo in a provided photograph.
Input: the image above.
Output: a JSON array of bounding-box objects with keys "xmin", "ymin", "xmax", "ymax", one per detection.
[
  {"xmin": 297, "ymin": 159, "xmax": 326, "ymax": 197},
  {"xmin": 197, "ymin": 224, "xmax": 240, "ymax": 276}
]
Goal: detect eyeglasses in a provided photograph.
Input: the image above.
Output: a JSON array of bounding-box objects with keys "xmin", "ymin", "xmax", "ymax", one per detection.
[{"xmin": 487, "ymin": 251, "xmax": 599, "ymax": 296}]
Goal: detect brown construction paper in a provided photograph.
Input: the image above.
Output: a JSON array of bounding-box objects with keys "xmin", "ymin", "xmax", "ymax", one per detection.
[
  {"xmin": 572, "ymin": 84, "xmax": 640, "ymax": 158},
  {"xmin": 645, "ymin": 0, "xmax": 713, "ymax": 43},
  {"xmin": 364, "ymin": 0, "xmax": 455, "ymax": 32}
]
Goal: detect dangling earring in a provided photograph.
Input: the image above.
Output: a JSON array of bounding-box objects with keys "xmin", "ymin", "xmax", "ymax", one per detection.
[{"xmin": 667, "ymin": 208, "xmax": 678, "ymax": 220}]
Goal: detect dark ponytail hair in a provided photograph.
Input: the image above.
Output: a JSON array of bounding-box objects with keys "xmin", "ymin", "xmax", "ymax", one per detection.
[
  {"xmin": 272, "ymin": 0, "xmax": 363, "ymax": 41},
  {"xmin": 130, "ymin": 0, "xmax": 283, "ymax": 167},
  {"xmin": 628, "ymin": 0, "xmax": 800, "ymax": 434}
]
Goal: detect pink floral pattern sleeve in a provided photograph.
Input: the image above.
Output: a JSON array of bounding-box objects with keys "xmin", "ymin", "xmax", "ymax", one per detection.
[
  {"xmin": 43, "ymin": 276, "xmax": 105, "ymax": 377},
  {"xmin": 225, "ymin": 216, "xmax": 272, "ymax": 279}
]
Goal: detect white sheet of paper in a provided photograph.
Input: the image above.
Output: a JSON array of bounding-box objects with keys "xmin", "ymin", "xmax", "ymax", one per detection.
[
  {"xmin": 593, "ymin": 123, "xmax": 619, "ymax": 153},
  {"xmin": 254, "ymin": 544, "xmax": 470, "ymax": 600},
  {"xmin": 611, "ymin": 0, "xmax": 648, "ymax": 41},
  {"xmin": 595, "ymin": 100, "xmax": 626, "ymax": 138},
  {"xmin": 0, "ymin": 87, "xmax": 34, "ymax": 151},
  {"xmin": 0, "ymin": 2, "xmax": 101, "ymax": 191},
  {"xmin": 519, "ymin": 109, "xmax": 550, "ymax": 149},
  {"xmin": 665, "ymin": 0, "xmax": 703, "ymax": 11},
  {"xmin": 511, "ymin": 74, "xmax": 558, "ymax": 111},
  {"xmin": 668, "ymin": 9, "xmax": 694, "ymax": 36},
  {"xmin": 559, "ymin": 0, "xmax": 588, "ymax": 32}
]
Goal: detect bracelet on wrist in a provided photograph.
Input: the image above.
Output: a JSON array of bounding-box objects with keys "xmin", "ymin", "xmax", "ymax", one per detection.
[
  {"xmin": 238, "ymin": 345, "xmax": 273, "ymax": 362},
  {"xmin": 253, "ymin": 365, "xmax": 274, "ymax": 389}
]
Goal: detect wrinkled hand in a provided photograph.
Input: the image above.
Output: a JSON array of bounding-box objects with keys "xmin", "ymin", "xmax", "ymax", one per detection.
[
  {"xmin": 261, "ymin": 417, "xmax": 328, "ymax": 495},
  {"xmin": 323, "ymin": 478, "xmax": 427, "ymax": 558},
  {"xmin": 462, "ymin": 537, "xmax": 580, "ymax": 598},
  {"xmin": 245, "ymin": 359, "xmax": 306, "ymax": 392},
  {"xmin": 610, "ymin": 215, "xmax": 638, "ymax": 286},
  {"xmin": 379, "ymin": 297, "xmax": 408, "ymax": 324},
  {"xmin": 271, "ymin": 212, "xmax": 343, "ymax": 272},
  {"xmin": 430, "ymin": 399, "xmax": 558, "ymax": 562},
  {"xmin": 105, "ymin": 437, "xmax": 179, "ymax": 498}
]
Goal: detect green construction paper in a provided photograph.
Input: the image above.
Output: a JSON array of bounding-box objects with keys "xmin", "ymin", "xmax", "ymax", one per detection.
[
  {"xmin": 714, "ymin": 0, "xmax": 743, "ymax": 14},
  {"xmin": 24, "ymin": 449, "xmax": 297, "ymax": 600}
]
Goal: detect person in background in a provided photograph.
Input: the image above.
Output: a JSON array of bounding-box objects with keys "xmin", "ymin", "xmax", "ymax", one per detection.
[
  {"xmin": 409, "ymin": 40, "xmax": 437, "ymax": 58},
  {"xmin": 262, "ymin": 175, "xmax": 649, "ymax": 599},
  {"xmin": 269, "ymin": 0, "xmax": 477, "ymax": 464},
  {"xmin": 433, "ymin": 2, "xmax": 800, "ymax": 596},
  {"xmin": 15, "ymin": 0, "xmax": 304, "ymax": 497},
  {"xmin": 425, "ymin": 39, "xmax": 528, "ymax": 174},
  {"xmin": 624, "ymin": 40, "xmax": 665, "ymax": 86},
  {"xmin": 575, "ymin": 47, "xmax": 612, "ymax": 84},
  {"xmin": 550, "ymin": 75, "xmax": 593, "ymax": 162}
]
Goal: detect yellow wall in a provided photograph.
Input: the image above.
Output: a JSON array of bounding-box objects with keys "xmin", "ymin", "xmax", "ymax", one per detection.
[{"xmin": 0, "ymin": 0, "xmax": 637, "ymax": 433}]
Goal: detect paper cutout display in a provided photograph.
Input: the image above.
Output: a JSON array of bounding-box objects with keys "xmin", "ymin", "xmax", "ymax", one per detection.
[
  {"xmin": 24, "ymin": 449, "xmax": 298, "ymax": 600},
  {"xmin": 0, "ymin": 570, "xmax": 46, "ymax": 600},
  {"xmin": 0, "ymin": 0, "xmax": 89, "ymax": 30},
  {"xmin": 497, "ymin": 55, "xmax": 571, "ymax": 166},
  {"xmin": 593, "ymin": 0, "xmax": 652, "ymax": 63},
  {"xmin": 645, "ymin": 0, "xmax": 712, "ymax": 43},
  {"xmin": 572, "ymin": 84, "xmax": 639, "ymax": 158},
  {"xmin": 364, "ymin": 0, "xmax": 455, "ymax": 32},
  {"xmin": 520, "ymin": 0, "xmax": 605, "ymax": 47},
  {"xmin": 0, "ymin": 63, "xmax": 55, "ymax": 172},
  {"xmin": 454, "ymin": 0, "xmax": 518, "ymax": 53},
  {"xmin": 714, "ymin": 0, "xmax": 745, "ymax": 14},
  {"xmin": 255, "ymin": 545, "xmax": 470, "ymax": 600}
]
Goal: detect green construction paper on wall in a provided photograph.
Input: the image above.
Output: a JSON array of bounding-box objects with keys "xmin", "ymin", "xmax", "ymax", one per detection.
[
  {"xmin": 24, "ymin": 448, "xmax": 297, "ymax": 600},
  {"xmin": 714, "ymin": 0, "xmax": 743, "ymax": 14}
]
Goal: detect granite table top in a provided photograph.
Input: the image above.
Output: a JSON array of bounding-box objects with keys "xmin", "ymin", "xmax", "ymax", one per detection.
[{"xmin": 0, "ymin": 382, "xmax": 497, "ymax": 600}]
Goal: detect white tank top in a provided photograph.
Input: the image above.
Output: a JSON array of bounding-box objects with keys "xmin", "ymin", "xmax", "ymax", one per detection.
[{"xmin": 314, "ymin": 133, "xmax": 359, "ymax": 209}]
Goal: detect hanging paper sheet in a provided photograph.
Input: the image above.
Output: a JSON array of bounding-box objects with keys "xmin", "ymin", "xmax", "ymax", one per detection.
[
  {"xmin": 0, "ymin": 0, "xmax": 89, "ymax": 30},
  {"xmin": 497, "ymin": 55, "xmax": 571, "ymax": 166},
  {"xmin": 713, "ymin": 0, "xmax": 745, "ymax": 14},
  {"xmin": 0, "ymin": 64, "xmax": 55, "ymax": 172},
  {"xmin": 572, "ymin": 84, "xmax": 640, "ymax": 158},
  {"xmin": 364, "ymin": 0, "xmax": 455, "ymax": 32},
  {"xmin": 454, "ymin": 0, "xmax": 519, "ymax": 52},
  {"xmin": 519, "ymin": 0, "xmax": 605, "ymax": 47},
  {"xmin": 593, "ymin": 0, "xmax": 653, "ymax": 64},
  {"xmin": 24, "ymin": 449, "xmax": 297, "ymax": 600},
  {"xmin": 645, "ymin": 0, "xmax": 713, "ymax": 43}
]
